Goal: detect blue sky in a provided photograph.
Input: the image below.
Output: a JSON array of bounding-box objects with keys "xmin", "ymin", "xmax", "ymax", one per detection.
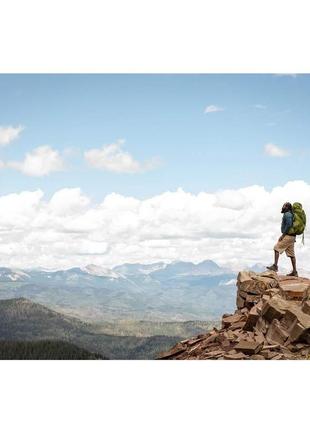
[{"xmin": 1, "ymin": 74, "xmax": 309, "ymax": 201}]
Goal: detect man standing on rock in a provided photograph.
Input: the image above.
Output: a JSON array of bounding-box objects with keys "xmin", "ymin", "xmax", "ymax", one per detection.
[{"xmin": 267, "ymin": 202, "xmax": 298, "ymax": 276}]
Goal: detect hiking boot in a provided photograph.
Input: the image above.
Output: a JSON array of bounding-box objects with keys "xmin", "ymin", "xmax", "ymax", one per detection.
[
  {"xmin": 286, "ymin": 271, "xmax": 298, "ymax": 277},
  {"xmin": 266, "ymin": 264, "xmax": 278, "ymax": 272}
]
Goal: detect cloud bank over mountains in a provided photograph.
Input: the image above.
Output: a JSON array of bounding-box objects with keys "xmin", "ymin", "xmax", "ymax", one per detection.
[{"xmin": 0, "ymin": 180, "xmax": 309, "ymax": 270}]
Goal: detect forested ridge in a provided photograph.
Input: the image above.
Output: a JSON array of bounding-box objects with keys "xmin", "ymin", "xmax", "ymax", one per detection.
[{"xmin": 0, "ymin": 340, "xmax": 105, "ymax": 360}]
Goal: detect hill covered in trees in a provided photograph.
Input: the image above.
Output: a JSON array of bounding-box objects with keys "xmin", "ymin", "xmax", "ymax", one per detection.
[
  {"xmin": 0, "ymin": 340, "xmax": 104, "ymax": 360},
  {"xmin": 0, "ymin": 298, "xmax": 182, "ymax": 359}
]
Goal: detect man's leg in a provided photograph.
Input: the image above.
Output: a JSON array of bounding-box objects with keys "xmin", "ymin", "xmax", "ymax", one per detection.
[
  {"xmin": 286, "ymin": 237, "xmax": 297, "ymax": 276},
  {"xmin": 267, "ymin": 250, "xmax": 280, "ymax": 271},
  {"xmin": 290, "ymin": 256, "xmax": 297, "ymax": 272},
  {"xmin": 274, "ymin": 250, "xmax": 279, "ymax": 267}
]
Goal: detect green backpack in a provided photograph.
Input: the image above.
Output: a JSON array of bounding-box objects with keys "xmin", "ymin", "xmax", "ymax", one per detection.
[{"xmin": 288, "ymin": 202, "xmax": 306, "ymax": 239}]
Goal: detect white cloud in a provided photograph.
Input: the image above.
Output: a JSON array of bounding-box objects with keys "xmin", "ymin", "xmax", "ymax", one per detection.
[
  {"xmin": 253, "ymin": 104, "xmax": 267, "ymax": 109},
  {"xmin": 48, "ymin": 188, "xmax": 90, "ymax": 216},
  {"xmin": 0, "ymin": 125, "xmax": 24, "ymax": 146},
  {"xmin": 84, "ymin": 139, "xmax": 160, "ymax": 173},
  {"xmin": 264, "ymin": 143, "xmax": 289, "ymax": 158},
  {"xmin": 204, "ymin": 105, "xmax": 224, "ymax": 113},
  {"xmin": 0, "ymin": 180, "xmax": 310, "ymax": 271},
  {"xmin": 7, "ymin": 145, "xmax": 65, "ymax": 176}
]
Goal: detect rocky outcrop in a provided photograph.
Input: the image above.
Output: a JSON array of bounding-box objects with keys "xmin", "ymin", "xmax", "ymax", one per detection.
[{"xmin": 159, "ymin": 271, "xmax": 310, "ymax": 360}]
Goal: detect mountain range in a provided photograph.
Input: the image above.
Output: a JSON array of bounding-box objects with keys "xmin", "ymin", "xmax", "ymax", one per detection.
[{"xmin": 0, "ymin": 260, "xmax": 238, "ymax": 322}]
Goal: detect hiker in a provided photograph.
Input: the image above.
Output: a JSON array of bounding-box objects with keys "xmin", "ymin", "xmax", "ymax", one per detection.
[
  {"xmin": 267, "ymin": 202, "xmax": 306, "ymax": 277},
  {"xmin": 267, "ymin": 202, "xmax": 297, "ymax": 276}
]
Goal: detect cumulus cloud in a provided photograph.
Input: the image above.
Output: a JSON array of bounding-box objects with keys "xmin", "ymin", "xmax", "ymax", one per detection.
[
  {"xmin": 204, "ymin": 105, "xmax": 224, "ymax": 114},
  {"xmin": 48, "ymin": 188, "xmax": 90, "ymax": 216},
  {"xmin": 84, "ymin": 139, "xmax": 160, "ymax": 173},
  {"xmin": 7, "ymin": 145, "xmax": 65, "ymax": 176},
  {"xmin": 0, "ymin": 125, "xmax": 24, "ymax": 146},
  {"xmin": 0, "ymin": 181, "xmax": 310, "ymax": 271},
  {"xmin": 253, "ymin": 104, "xmax": 267, "ymax": 109},
  {"xmin": 264, "ymin": 143, "xmax": 289, "ymax": 158}
]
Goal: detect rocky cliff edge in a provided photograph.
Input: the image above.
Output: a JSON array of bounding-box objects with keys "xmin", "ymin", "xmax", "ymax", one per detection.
[{"xmin": 159, "ymin": 270, "xmax": 310, "ymax": 360}]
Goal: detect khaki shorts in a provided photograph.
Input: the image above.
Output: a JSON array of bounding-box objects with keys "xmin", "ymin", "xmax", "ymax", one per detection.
[{"xmin": 274, "ymin": 234, "xmax": 296, "ymax": 258}]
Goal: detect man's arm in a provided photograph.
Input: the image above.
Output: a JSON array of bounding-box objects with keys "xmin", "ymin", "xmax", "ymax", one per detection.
[{"xmin": 279, "ymin": 212, "xmax": 293, "ymax": 240}]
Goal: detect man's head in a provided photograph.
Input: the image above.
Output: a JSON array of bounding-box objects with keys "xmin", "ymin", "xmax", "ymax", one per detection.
[{"xmin": 281, "ymin": 202, "xmax": 292, "ymax": 213}]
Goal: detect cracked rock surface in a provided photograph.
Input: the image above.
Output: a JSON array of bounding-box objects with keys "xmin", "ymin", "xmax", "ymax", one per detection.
[{"xmin": 159, "ymin": 271, "xmax": 310, "ymax": 360}]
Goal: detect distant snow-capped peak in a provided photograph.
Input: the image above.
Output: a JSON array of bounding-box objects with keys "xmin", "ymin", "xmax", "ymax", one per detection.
[
  {"xmin": 81, "ymin": 264, "xmax": 121, "ymax": 279},
  {"xmin": 10, "ymin": 270, "xmax": 31, "ymax": 280},
  {"xmin": 0, "ymin": 268, "xmax": 30, "ymax": 281},
  {"xmin": 137, "ymin": 263, "xmax": 168, "ymax": 275}
]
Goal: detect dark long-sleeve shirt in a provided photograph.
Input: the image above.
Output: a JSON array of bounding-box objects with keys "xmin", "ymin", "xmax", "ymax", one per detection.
[{"xmin": 281, "ymin": 211, "xmax": 294, "ymax": 234}]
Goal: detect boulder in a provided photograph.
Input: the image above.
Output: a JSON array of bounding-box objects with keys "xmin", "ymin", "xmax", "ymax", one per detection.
[
  {"xmin": 288, "ymin": 322, "xmax": 305, "ymax": 343},
  {"xmin": 255, "ymin": 316, "xmax": 269, "ymax": 334},
  {"xmin": 244, "ymin": 293, "xmax": 261, "ymax": 306},
  {"xmin": 251, "ymin": 354, "xmax": 265, "ymax": 360},
  {"xmin": 252, "ymin": 273, "xmax": 279, "ymax": 288},
  {"xmin": 279, "ymin": 282, "xmax": 310, "ymax": 301},
  {"xmin": 259, "ymin": 271, "xmax": 279, "ymax": 280},
  {"xmin": 254, "ymin": 331, "xmax": 266, "ymax": 344},
  {"xmin": 203, "ymin": 350, "xmax": 225, "ymax": 359},
  {"xmin": 243, "ymin": 305, "xmax": 260, "ymax": 331},
  {"xmin": 222, "ymin": 313, "xmax": 245, "ymax": 329},
  {"xmin": 261, "ymin": 295, "xmax": 289, "ymax": 322},
  {"xmin": 236, "ymin": 295, "xmax": 245, "ymax": 309},
  {"xmin": 302, "ymin": 300, "xmax": 310, "ymax": 315},
  {"xmin": 266, "ymin": 319, "xmax": 289, "ymax": 345},
  {"xmin": 223, "ymin": 352, "xmax": 247, "ymax": 360},
  {"xmin": 229, "ymin": 321, "xmax": 246, "ymax": 330},
  {"xmin": 238, "ymin": 281, "xmax": 266, "ymax": 295},
  {"xmin": 235, "ymin": 340, "xmax": 263, "ymax": 355},
  {"xmin": 284, "ymin": 308, "xmax": 310, "ymax": 343},
  {"xmin": 237, "ymin": 271, "xmax": 253, "ymax": 284}
]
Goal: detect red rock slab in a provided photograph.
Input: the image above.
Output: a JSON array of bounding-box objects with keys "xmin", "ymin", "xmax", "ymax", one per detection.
[
  {"xmin": 279, "ymin": 283, "xmax": 310, "ymax": 301},
  {"xmin": 203, "ymin": 350, "xmax": 225, "ymax": 359},
  {"xmin": 261, "ymin": 295, "xmax": 293, "ymax": 322},
  {"xmin": 223, "ymin": 352, "xmax": 247, "ymax": 360},
  {"xmin": 279, "ymin": 275, "xmax": 310, "ymax": 283},
  {"xmin": 236, "ymin": 295, "xmax": 245, "ymax": 309},
  {"xmin": 266, "ymin": 320, "xmax": 289, "ymax": 345},
  {"xmin": 235, "ymin": 340, "xmax": 263, "ymax": 355},
  {"xmin": 222, "ymin": 313, "xmax": 246, "ymax": 328},
  {"xmin": 250, "ymin": 354, "xmax": 265, "ymax": 360},
  {"xmin": 229, "ymin": 321, "xmax": 246, "ymax": 330},
  {"xmin": 243, "ymin": 305, "xmax": 260, "ymax": 331},
  {"xmin": 302, "ymin": 301, "xmax": 310, "ymax": 315},
  {"xmin": 158, "ymin": 345, "xmax": 186, "ymax": 359}
]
